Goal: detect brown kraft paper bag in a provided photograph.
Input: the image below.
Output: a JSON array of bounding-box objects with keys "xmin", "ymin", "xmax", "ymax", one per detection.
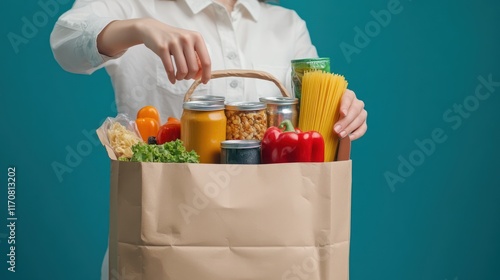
[
  {"xmin": 98, "ymin": 132, "xmax": 351, "ymax": 280},
  {"xmin": 98, "ymin": 70, "xmax": 352, "ymax": 280}
]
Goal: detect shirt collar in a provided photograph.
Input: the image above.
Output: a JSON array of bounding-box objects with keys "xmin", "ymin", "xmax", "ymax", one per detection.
[
  {"xmin": 183, "ymin": 0, "xmax": 261, "ymax": 21},
  {"xmin": 236, "ymin": 0, "xmax": 261, "ymax": 21},
  {"xmin": 183, "ymin": 0, "xmax": 212, "ymax": 14}
]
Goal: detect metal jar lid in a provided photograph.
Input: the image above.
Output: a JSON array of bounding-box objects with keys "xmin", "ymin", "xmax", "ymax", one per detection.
[
  {"xmin": 259, "ymin": 97, "xmax": 299, "ymax": 105},
  {"xmin": 189, "ymin": 95, "xmax": 225, "ymax": 103},
  {"xmin": 221, "ymin": 140, "xmax": 261, "ymax": 149},
  {"xmin": 183, "ymin": 101, "xmax": 225, "ymax": 111},
  {"xmin": 225, "ymin": 102, "xmax": 266, "ymax": 111}
]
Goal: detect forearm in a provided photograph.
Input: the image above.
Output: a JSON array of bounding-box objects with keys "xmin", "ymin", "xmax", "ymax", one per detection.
[
  {"xmin": 97, "ymin": 19, "xmax": 144, "ymax": 57},
  {"xmin": 52, "ymin": 6, "xmax": 211, "ymax": 83}
]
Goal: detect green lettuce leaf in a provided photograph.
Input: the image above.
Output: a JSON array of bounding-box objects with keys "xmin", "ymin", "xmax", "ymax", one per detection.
[{"xmin": 129, "ymin": 140, "xmax": 199, "ymax": 163}]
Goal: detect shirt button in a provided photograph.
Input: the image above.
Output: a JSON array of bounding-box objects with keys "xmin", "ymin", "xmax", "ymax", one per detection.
[
  {"xmin": 230, "ymin": 80, "xmax": 238, "ymax": 88},
  {"xmin": 227, "ymin": 52, "xmax": 237, "ymax": 60}
]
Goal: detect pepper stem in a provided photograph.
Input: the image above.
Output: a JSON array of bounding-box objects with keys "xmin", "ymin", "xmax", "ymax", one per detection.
[{"xmin": 278, "ymin": 120, "xmax": 295, "ymax": 132}]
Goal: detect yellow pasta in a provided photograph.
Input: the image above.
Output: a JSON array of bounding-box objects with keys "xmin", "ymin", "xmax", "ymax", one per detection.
[{"xmin": 298, "ymin": 71, "xmax": 348, "ymax": 161}]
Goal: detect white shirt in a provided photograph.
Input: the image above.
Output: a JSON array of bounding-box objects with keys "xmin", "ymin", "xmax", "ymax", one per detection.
[
  {"xmin": 51, "ymin": 1, "xmax": 317, "ymax": 279},
  {"xmin": 50, "ymin": 0, "xmax": 318, "ymax": 122}
]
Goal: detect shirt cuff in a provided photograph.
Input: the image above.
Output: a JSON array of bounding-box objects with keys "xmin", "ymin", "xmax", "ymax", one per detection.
[{"xmin": 78, "ymin": 16, "xmax": 125, "ymax": 68}]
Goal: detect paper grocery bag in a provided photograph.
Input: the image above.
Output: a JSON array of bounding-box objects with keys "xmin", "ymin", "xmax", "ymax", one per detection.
[
  {"xmin": 98, "ymin": 126, "xmax": 352, "ymax": 280},
  {"xmin": 97, "ymin": 69, "xmax": 352, "ymax": 280}
]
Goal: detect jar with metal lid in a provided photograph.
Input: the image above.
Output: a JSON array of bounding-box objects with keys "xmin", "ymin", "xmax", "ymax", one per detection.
[
  {"xmin": 189, "ymin": 95, "xmax": 225, "ymax": 104},
  {"xmin": 181, "ymin": 101, "xmax": 226, "ymax": 163},
  {"xmin": 220, "ymin": 140, "xmax": 261, "ymax": 164},
  {"xmin": 259, "ymin": 97, "xmax": 299, "ymax": 128},
  {"xmin": 225, "ymin": 102, "xmax": 267, "ymax": 140}
]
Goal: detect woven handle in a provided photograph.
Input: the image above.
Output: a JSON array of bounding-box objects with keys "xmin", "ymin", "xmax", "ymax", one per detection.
[{"xmin": 184, "ymin": 69, "xmax": 291, "ymax": 102}]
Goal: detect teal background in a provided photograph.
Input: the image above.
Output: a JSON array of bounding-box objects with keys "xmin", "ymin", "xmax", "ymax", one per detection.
[{"xmin": 1, "ymin": 0, "xmax": 499, "ymax": 279}]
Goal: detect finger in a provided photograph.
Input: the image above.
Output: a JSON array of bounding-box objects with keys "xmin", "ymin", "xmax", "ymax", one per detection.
[
  {"xmin": 179, "ymin": 33, "xmax": 201, "ymax": 80},
  {"xmin": 159, "ymin": 48, "xmax": 176, "ymax": 84},
  {"xmin": 334, "ymin": 98, "xmax": 365, "ymax": 136},
  {"xmin": 342, "ymin": 109, "xmax": 367, "ymax": 137},
  {"xmin": 194, "ymin": 53, "xmax": 202, "ymax": 80},
  {"xmin": 182, "ymin": 46, "xmax": 200, "ymax": 80},
  {"xmin": 193, "ymin": 34, "xmax": 212, "ymax": 84},
  {"xmin": 169, "ymin": 43, "xmax": 189, "ymax": 81},
  {"xmin": 339, "ymin": 89, "xmax": 355, "ymax": 117},
  {"xmin": 349, "ymin": 122, "xmax": 368, "ymax": 141}
]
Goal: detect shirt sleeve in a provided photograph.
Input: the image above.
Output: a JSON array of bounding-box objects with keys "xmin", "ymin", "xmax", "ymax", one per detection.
[
  {"xmin": 291, "ymin": 11, "xmax": 318, "ymax": 59},
  {"xmin": 50, "ymin": 0, "xmax": 132, "ymax": 74}
]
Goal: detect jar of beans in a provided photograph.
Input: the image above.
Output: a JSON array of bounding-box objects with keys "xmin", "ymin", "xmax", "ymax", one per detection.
[{"xmin": 224, "ymin": 102, "xmax": 267, "ymax": 140}]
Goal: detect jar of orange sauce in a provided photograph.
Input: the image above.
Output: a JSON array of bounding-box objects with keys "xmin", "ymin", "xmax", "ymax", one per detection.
[{"xmin": 181, "ymin": 101, "xmax": 226, "ymax": 163}]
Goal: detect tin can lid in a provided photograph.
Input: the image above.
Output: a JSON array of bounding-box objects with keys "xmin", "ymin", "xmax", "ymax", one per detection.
[
  {"xmin": 259, "ymin": 97, "xmax": 298, "ymax": 105},
  {"xmin": 183, "ymin": 101, "xmax": 224, "ymax": 111},
  {"xmin": 189, "ymin": 95, "xmax": 225, "ymax": 103},
  {"xmin": 291, "ymin": 57, "xmax": 330, "ymax": 64},
  {"xmin": 225, "ymin": 102, "xmax": 266, "ymax": 111},
  {"xmin": 291, "ymin": 57, "xmax": 330, "ymax": 73},
  {"xmin": 221, "ymin": 140, "xmax": 261, "ymax": 149}
]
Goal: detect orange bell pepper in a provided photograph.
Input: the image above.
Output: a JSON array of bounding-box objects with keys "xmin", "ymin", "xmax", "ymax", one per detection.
[
  {"xmin": 136, "ymin": 117, "xmax": 160, "ymax": 142},
  {"xmin": 137, "ymin": 105, "xmax": 161, "ymax": 124}
]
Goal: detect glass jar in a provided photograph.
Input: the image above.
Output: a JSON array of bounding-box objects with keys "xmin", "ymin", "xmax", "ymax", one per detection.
[
  {"xmin": 224, "ymin": 102, "xmax": 267, "ymax": 140},
  {"xmin": 220, "ymin": 140, "xmax": 261, "ymax": 164},
  {"xmin": 259, "ymin": 97, "xmax": 299, "ymax": 128},
  {"xmin": 181, "ymin": 101, "xmax": 226, "ymax": 163}
]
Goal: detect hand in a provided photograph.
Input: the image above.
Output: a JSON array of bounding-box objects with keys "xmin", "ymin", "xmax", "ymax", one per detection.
[
  {"xmin": 333, "ymin": 89, "xmax": 367, "ymax": 141},
  {"xmin": 97, "ymin": 18, "xmax": 211, "ymax": 84},
  {"xmin": 137, "ymin": 18, "xmax": 211, "ymax": 84}
]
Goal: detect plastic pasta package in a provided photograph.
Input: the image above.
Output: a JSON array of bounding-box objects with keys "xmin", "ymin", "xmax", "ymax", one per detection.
[{"xmin": 103, "ymin": 114, "xmax": 143, "ymax": 159}]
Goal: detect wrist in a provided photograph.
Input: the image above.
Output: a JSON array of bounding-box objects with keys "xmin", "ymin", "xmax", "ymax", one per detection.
[
  {"xmin": 97, "ymin": 19, "xmax": 145, "ymax": 57},
  {"xmin": 128, "ymin": 18, "xmax": 149, "ymax": 46}
]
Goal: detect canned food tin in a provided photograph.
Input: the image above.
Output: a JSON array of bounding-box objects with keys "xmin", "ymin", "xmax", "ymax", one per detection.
[
  {"xmin": 220, "ymin": 140, "xmax": 261, "ymax": 164},
  {"xmin": 189, "ymin": 95, "xmax": 225, "ymax": 104},
  {"xmin": 259, "ymin": 97, "xmax": 299, "ymax": 128},
  {"xmin": 181, "ymin": 101, "xmax": 226, "ymax": 163},
  {"xmin": 291, "ymin": 57, "xmax": 331, "ymax": 101},
  {"xmin": 225, "ymin": 102, "xmax": 267, "ymax": 140}
]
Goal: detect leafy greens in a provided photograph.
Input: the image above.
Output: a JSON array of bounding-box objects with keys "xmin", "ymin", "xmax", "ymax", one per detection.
[{"xmin": 126, "ymin": 140, "xmax": 199, "ymax": 163}]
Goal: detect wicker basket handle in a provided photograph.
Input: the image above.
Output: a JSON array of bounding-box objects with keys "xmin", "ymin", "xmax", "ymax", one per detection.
[{"xmin": 184, "ymin": 69, "xmax": 291, "ymax": 102}]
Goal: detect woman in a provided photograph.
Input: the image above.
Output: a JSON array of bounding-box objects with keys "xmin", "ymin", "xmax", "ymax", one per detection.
[
  {"xmin": 51, "ymin": 1, "xmax": 367, "ymax": 278},
  {"xmin": 51, "ymin": 0, "xmax": 367, "ymax": 140}
]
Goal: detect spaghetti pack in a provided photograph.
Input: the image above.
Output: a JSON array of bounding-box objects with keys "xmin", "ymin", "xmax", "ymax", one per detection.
[{"xmin": 298, "ymin": 70, "xmax": 348, "ymax": 161}]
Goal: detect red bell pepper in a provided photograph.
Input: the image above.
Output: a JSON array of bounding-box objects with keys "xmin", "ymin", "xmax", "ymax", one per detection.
[
  {"xmin": 156, "ymin": 117, "xmax": 181, "ymax": 144},
  {"xmin": 261, "ymin": 120, "xmax": 325, "ymax": 163}
]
